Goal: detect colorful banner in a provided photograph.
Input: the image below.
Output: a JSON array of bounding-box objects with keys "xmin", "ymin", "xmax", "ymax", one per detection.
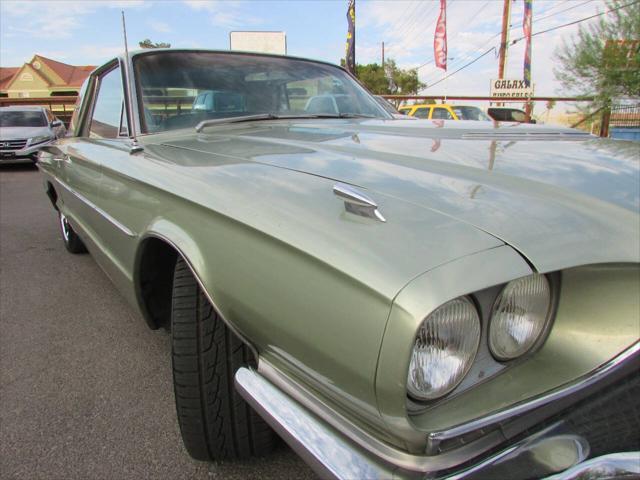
[
  {"xmin": 523, "ymin": 0, "xmax": 532, "ymax": 86},
  {"xmin": 434, "ymin": 0, "xmax": 447, "ymax": 71},
  {"xmin": 345, "ymin": 0, "xmax": 356, "ymax": 74}
]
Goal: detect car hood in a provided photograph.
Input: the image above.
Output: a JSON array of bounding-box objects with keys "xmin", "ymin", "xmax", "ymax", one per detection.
[
  {"xmin": 0, "ymin": 126, "xmax": 50, "ymax": 140},
  {"xmin": 155, "ymin": 119, "xmax": 640, "ymax": 273}
]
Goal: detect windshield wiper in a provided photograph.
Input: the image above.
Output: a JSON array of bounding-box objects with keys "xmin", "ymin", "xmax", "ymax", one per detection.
[
  {"xmin": 195, "ymin": 113, "xmax": 277, "ymax": 132},
  {"xmin": 195, "ymin": 112, "xmax": 378, "ymax": 132},
  {"xmin": 274, "ymin": 113, "xmax": 377, "ymax": 119}
]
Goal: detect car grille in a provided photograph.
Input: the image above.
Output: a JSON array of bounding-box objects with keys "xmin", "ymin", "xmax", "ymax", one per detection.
[{"xmin": 0, "ymin": 139, "xmax": 28, "ymax": 150}]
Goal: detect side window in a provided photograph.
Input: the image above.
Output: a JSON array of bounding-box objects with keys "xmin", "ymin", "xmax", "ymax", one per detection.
[
  {"xmin": 89, "ymin": 66, "xmax": 126, "ymax": 139},
  {"xmin": 413, "ymin": 107, "xmax": 429, "ymax": 119},
  {"xmin": 432, "ymin": 107, "xmax": 453, "ymax": 120}
]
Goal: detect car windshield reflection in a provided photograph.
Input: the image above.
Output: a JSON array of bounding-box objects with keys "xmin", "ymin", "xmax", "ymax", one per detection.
[{"xmin": 134, "ymin": 52, "xmax": 389, "ymax": 133}]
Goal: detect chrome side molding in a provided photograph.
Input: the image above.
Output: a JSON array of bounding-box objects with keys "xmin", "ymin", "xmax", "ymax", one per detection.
[
  {"xmin": 54, "ymin": 177, "xmax": 137, "ymax": 238},
  {"xmin": 333, "ymin": 184, "xmax": 386, "ymax": 223}
]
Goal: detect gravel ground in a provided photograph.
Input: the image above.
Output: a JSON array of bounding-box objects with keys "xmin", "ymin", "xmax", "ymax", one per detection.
[{"xmin": 0, "ymin": 164, "xmax": 318, "ymax": 480}]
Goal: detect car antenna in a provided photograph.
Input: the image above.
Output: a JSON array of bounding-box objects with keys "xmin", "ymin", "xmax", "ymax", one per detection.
[{"xmin": 121, "ymin": 10, "xmax": 144, "ymax": 154}]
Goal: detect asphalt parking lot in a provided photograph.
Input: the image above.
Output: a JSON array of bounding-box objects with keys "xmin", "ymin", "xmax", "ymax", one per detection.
[{"xmin": 0, "ymin": 164, "xmax": 317, "ymax": 480}]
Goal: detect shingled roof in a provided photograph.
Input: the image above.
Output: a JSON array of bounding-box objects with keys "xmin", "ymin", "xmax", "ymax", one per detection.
[
  {"xmin": 33, "ymin": 55, "xmax": 95, "ymax": 87},
  {"xmin": 0, "ymin": 67, "xmax": 19, "ymax": 90},
  {"xmin": 0, "ymin": 56, "xmax": 95, "ymax": 93}
]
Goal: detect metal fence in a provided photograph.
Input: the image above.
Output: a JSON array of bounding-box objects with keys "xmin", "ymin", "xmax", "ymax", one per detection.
[
  {"xmin": 608, "ymin": 103, "xmax": 640, "ymax": 141},
  {"xmin": 609, "ymin": 104, "xmax": 640, "ymax": 128}
]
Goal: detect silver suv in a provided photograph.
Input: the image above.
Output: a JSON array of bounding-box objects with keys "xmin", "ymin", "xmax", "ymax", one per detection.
[{"xmin": 0, "ymin": 106, "xmax": 66, "ymax": 164}]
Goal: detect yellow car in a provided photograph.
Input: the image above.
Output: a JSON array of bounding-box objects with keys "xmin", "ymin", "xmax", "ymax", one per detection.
[{"xmin": 399, "ymin": 103, "xmax": 491, "ymax": 121}]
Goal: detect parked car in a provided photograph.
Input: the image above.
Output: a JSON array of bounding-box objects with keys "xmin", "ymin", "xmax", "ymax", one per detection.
[
  {"xmin": 374, "ymin": 95, "xmax": 417, "ymax": 119},
  {"xmin": 488, "ymin": 106, "xmax": 536, "ymax": 123},
  {"xmin": 37, "ymin": 49, "xmax": 639, "ymax": 480},
  {"xmin": 399, "ymin": 103, "xmax": 491, "ymax": 121},
  {"xmin": 0, "ymin": 105, "xmax": 66, "ymax": 164}
]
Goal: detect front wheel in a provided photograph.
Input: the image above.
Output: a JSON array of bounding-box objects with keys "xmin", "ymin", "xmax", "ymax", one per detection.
[
  {"xmin": 171, "ymin": 256, "xmax": 277, "ymax": 461},
  {"xmin": 59, "ymin": 212, "xmax": 87, "ymax": 254}
]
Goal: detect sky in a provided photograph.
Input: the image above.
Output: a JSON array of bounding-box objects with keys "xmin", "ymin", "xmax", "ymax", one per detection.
[{"xmin": 1, "ymin": 0, "xmax": 610, "ymax": 99}]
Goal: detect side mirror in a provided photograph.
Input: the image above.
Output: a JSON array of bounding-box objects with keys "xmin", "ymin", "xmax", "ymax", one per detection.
[{"xmin": 51, "ymin": 120, "xmax": 63, "ymax": 128}]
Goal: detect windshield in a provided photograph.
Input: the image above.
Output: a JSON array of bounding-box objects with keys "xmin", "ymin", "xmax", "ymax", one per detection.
[
  {"xmin": 452, "ymin": 106, "xmax": 491, "ymax": 121},
  {"xmin": 134, "ymin": 52, "xmax": 389, "ymax": 133},
  {"xmin": 0, "ymin": 110, "xmax": 47, "ymax": 127},
  {"xmin": 374, "ymin": 96, "xmax": 400, "ymax": 115}
]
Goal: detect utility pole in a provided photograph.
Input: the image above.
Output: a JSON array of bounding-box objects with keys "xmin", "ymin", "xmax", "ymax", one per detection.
[
  {"xmin": 382, "ymin": 41, "xmax": 385, "ymax": 68},
  {"xmin": 497, "ymin": 0, "xmax": 512, "ymax": 105},
  {"xmin": 497, "ymin": 0, "xmax": 512, "ymax": 78}
]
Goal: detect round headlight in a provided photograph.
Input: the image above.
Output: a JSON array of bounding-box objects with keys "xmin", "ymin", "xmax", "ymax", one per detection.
[
  {"xmin": 407, "ymin": 297, "xmax": 481, "ymax": 401},
  {"xmin": 489, "ymin": 274, "xmax": 552, "ymax": 360}
]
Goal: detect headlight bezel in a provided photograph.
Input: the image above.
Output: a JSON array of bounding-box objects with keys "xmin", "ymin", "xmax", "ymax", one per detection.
[{"xmin": 406, "ymin": 273, "xmax": 559, "ymax": 408}]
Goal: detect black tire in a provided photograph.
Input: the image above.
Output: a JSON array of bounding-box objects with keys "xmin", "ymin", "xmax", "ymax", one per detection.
[
  {"xmin": 59, "ymin": 212, "xmax": 87, "ymax": 254},
  {"xmin": 171, "ymin": 257, "xmax": 277, "ymax": 461}
]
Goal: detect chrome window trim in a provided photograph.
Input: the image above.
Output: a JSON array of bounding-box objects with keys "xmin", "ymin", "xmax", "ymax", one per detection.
[
  {"xmin": 53, "ymin": 177, "xmax": 136, "ymax": 238},
  {"xmin": 85, "ymin": 61, "xmax": 130, "ymax": 140}
]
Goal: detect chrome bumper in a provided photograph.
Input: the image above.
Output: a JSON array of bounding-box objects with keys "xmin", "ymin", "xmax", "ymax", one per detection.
[{"xmin": 235, "ymin": 367, "xmax": 639, "ymax": 479}]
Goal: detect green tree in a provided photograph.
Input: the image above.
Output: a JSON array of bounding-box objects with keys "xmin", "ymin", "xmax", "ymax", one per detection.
[
  {"xmin": 351, "ymin": 59, "xmax": 425, "ymax": 95},
  {"xmin": 554, "ymin": 0, "xmax": 639, "ymax": 107},
  {"xmin": 139, "ymin": 39, "xmax": 171, "ymax": 49}
]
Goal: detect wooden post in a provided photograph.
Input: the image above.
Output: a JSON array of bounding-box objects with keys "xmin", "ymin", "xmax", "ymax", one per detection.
[
  {"xmin": 497, "ymin": 0, "xmax": 512, "ymax": 106},
  {"xmin": 498, "ymin": 0, "xmax": 512, "ymax": 79}
]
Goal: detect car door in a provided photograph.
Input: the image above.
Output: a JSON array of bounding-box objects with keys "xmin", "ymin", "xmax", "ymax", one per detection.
[{"xmin": 59, "ymin": 62, "xmax": 137, "ymax": 286}]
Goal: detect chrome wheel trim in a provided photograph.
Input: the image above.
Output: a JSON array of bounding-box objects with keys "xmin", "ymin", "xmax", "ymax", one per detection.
[{"xmin": 60, "ymin": 213, "xmax": 71, "ymax": 242}]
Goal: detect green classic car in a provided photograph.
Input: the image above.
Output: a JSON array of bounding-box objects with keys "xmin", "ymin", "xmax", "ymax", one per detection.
[{"xmin": 37, "ymin": 50, "xmax": 639, "ymax": 479}]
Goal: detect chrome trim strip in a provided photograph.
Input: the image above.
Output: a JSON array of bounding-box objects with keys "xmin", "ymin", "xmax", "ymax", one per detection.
[
  {"xmin": 256, "ymin": 342, "xmax": 639, "ymax": 473},
  {"xmin": 427, "ymin": 341, "xmax": 640, "ymax": 449},
  {"xmin": 138, "ymin": 232, "xmax": 260, "ymax": 360},
  {"xmin": 257, "ymin": 358, "xmax": 502, "ymax": 473},
  {"xmin": 235, "ymin": 367, "xmax": 397, "ymax": 480},
  {"xmin": 239, "ymin": 365, "xmax": 636, "ymax": 480},
  {"xmin": 54, "ymin": 177, "xmax": 136, "ymax": 238}
]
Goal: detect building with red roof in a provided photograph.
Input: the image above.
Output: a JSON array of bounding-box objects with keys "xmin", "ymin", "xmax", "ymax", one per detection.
[{"xmin": 0, "ymin": 55, "xmax": 95, "ymax": 98}]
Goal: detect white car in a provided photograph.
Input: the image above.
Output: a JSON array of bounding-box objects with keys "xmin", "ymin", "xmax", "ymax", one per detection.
[{"xmin": 0, "ymin": 106, "xmax": 66, "ymax": 164}]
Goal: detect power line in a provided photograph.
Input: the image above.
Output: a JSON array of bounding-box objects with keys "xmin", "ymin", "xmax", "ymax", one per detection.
[
  {"xmin": 511, "ymin": 0, "xmax": 639, "ymax": 44},
  {"xmin": 419, "ymin": 0, "xmax": 611, "ymax": 84},
  {"xmin": 423, "ymin": 47, "xmax": 497, "ymax": 90},
  {"xmin": 414, "ymin": 0, "xmax": 491, "ymax": 72},
  {"xmin": 420, "ymin": 0, "xmax": 638, "ymax": 91},
  {"xmin": 385, "ymin": 1, "xmax": 440, "ymax": 56},
  {"xmin": 533, "ymin": 0, "xmax": 595, "ymax": 24}
]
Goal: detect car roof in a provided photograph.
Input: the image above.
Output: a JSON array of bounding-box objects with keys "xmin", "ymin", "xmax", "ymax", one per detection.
[
  {"xmin": 0, "ymin": 105, "xmax": 47, "ymax": 112},
  {"xmin": 108, "ymin": 48, "xmax": 343, "ymax": 72}
]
